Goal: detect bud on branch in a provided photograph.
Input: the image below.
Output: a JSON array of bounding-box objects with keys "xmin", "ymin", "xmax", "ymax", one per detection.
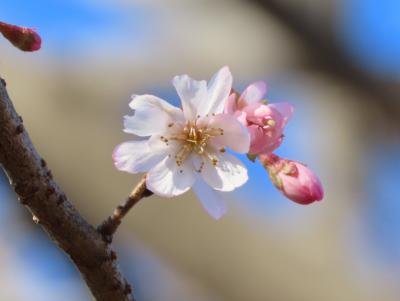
[
  {"xmin": 260, "ymin": 153, "xmax": 324, "ymax": 205},
  {"xmin": 0, "ymin": 21, "xmax": 41, "ymax": 52}
]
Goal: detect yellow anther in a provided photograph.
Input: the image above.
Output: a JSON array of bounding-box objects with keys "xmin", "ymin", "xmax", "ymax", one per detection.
[{"xmin": 170, "ymin": 122, "xmax": 225, "ymax": 167}]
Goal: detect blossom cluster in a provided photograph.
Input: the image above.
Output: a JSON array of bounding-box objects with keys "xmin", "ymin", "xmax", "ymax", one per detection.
[{"xmin": 113, "ymin": 67, "xmax": 323, "ymax": 219}]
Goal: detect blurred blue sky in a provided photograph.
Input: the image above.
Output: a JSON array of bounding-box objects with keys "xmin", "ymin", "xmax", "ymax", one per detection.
[
  {"xmin": 364, "ymin": 144, "xmax": 400, "ymax": 266},
  {"xmin": 0, "ymin": 0, "xmax": 150, "ymax": 55},
  {"xmin": 2, "ymin": 0, "xmax": 400, "ymax": 78},
  {"xmin": 339, "ymin": 0, "xmax": 400, "ymax": 78}
]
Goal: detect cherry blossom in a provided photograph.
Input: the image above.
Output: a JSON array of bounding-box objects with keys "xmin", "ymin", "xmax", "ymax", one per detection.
[
  {"xmin": 225, "ymin": 81, "xmax": 293, "ymax": 155},
  {"xmin": 227, "ymin": 81, "xmax": 323, "ymax": 205},
  {"xmin": 113, "ymin": 67, "xmax": 250, "ymax": 219}
]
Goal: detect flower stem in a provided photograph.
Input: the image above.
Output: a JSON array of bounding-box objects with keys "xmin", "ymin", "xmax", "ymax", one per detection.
[{"xmin": 98, "ymin": 176, "xmax": 153, "ymax": 242}]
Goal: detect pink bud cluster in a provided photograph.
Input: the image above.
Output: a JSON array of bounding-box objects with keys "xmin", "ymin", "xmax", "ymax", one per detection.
[
  {"xmin": 226, "ymin": 82, "xmax": 324, "ymax": 205},
  {"xmin": 0, "ymin": 21, "xmax": 41, "ymax": 52}
]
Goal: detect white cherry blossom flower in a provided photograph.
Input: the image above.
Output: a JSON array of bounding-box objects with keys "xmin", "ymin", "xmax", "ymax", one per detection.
[{"xmin": 113, "ymin": 67, "xmax": 250, "ymax": 219}]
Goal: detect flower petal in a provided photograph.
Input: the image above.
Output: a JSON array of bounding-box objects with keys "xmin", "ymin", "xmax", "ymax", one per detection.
[
  {"xmin": 172, "ymin": 74, "xmax": 207, "ymax": 120},
  {"xmin": 124, "ymin": 94, "xmax": 183, "ymax": 136},
  {"xmin": 206, "ymin": 66, "xmax": 233, "ymax": 115},
  {"xmin": 146, "ymin": 156, "xmax": 196, "ymax": 197},
  {"xmin": 235, "ymin": 111, "xmax": 248, "ymax": 126},
  {"xmin": 224, "ymin": 93, "xmax": 238, "ymax": 114},
  {"xmin": 201, "ymin": 152, "xmax": 248, "ymax": 191},
  {"xmin": 269, "ymin": 102, "xmax": 294, "ymax": 125},
  {"xmin": 247, "ymin": 124, "xmax": 267, "ymax": 154},
  {"xmin": 239, "ymin": 81, "xmax": 267, "ymax": 106},
  {"xmin": 208, "ymin": 114, "xmax": 250, "ymax": 153},
  {"xmin": 191, "ymin": 155, "xmax": 204, "ymax": 173},
  {"xmin": 192, "ymin": 177, "xmax": 227, "ymax": 219},
  {"xmin": 147, "ymin": 133, "xmax": 180, "ymax": 154},
  {"xmin": 112, "ymin": 140, "xmax": 166, "ymax": 173}
]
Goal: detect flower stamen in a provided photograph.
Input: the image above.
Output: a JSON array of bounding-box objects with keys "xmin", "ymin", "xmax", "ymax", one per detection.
[{"xmin": 164, "ymin": 122, "xmax": 225, "ymax": 166}]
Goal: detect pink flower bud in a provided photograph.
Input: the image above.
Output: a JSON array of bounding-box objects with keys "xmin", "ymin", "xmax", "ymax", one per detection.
[
  {"xmin": 0, "ymin": 21, "xmax": 41, "ymax": 52},
  {"xmin": 225, "ymin": 82, "xmax": 293, "ymax": 155},
  {"xmin": 259, "ymin": 153, "xmax": 324, "ymax": 205}
]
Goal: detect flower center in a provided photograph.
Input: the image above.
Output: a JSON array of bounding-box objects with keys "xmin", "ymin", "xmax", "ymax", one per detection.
[{"xmin": 162, "ymin": 121, "xmax": 224, "ymax": 168}]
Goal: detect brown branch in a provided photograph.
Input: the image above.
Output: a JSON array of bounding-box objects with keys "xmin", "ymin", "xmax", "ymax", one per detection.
[
  {"xmin": 98, "ymin": 177, "xmax": 153, "ymax": 242},
  {"xmin": 0, "ymin": 77, "xmax": 136, "ymax": 301}
]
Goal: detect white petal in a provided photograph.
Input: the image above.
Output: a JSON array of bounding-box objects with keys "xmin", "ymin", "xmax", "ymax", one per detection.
[
  {"xmin": 206, "ymin": 66, "xmax": 233, "ymax": 115},
  {"xmin": 172, "ymin": 75, "xmax": 207, "ymax": 120},
  {"xmin": 192, "ymin": 177, "xmax": 227, "ymax": 220},
  {"xmin": 147, "ymin": 133, "xmax": 180, "ymax": 154},
  {"xmin": 208, "ymin": 114, "xmax": 250, "ymax": 153},
  {"xmin": 191, "ymin": 155, "xmax": 204, "ymax": 172},
  {"xmin": 201, "ymin": 152, "xmax": 248, "ymax": 191},
  {"xmin": 239, "ymin": 81, "xmax": 267, "ymax": 105},
  {"xmin": 124, "ymin": 94, "xmax": 183, "ymax": 136},
  {"xmin": 224, "ymin": 93, "xmax": 238, "ymax": 114},
  {"xmin": 112, "ymin": 140, "xmax": 166, "ymax": 173},
  {"xmin": 146, "ymin": 156, "xmax": 196, "ymax": 197}
]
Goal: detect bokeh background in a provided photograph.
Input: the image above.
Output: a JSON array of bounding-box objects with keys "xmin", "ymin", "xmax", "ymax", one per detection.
[{"xmin": 1, "ymin": 0, "xmax": 400, "ymax": 300}]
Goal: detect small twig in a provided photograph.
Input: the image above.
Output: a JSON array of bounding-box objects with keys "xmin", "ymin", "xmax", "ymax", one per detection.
[{"xmin": 98, "ymin": 177, "xmax": 153, "ymax": 243}]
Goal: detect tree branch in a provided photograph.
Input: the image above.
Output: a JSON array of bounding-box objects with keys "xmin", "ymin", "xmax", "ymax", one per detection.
[
  {"xmin": 0, "ymin": 77, "xmax": 136, "ymax": 301},
  {"xmin": 98, "ymin": 177, "xmax": 153, "ymax": 242}
]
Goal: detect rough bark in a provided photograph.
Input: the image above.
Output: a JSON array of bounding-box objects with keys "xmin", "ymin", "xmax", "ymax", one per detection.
[{"xmin": 0, "ymin": 77, "xmax": 135, "ymax": 301}]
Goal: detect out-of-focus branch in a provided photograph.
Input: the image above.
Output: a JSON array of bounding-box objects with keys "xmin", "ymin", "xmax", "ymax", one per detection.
[
  {"xmin": 250, "ymin": 0, "xmax": 400, "ymax": 122},
  {"xmin": 0, "ymin": 78, "xmax": 135, "ymax": 301},
  {"xmin": 98, "ymin": 177, "xmax": 153, "ymax": 242}
]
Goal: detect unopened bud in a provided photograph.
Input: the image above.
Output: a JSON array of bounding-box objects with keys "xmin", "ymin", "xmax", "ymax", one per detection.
[
  {"xmin": 259, "ymin": 153, "xmax": 324, "ymax": 205},
  {"xmin": 0, "ymin": 21, "xmax": 41, "ymax": 52}
]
